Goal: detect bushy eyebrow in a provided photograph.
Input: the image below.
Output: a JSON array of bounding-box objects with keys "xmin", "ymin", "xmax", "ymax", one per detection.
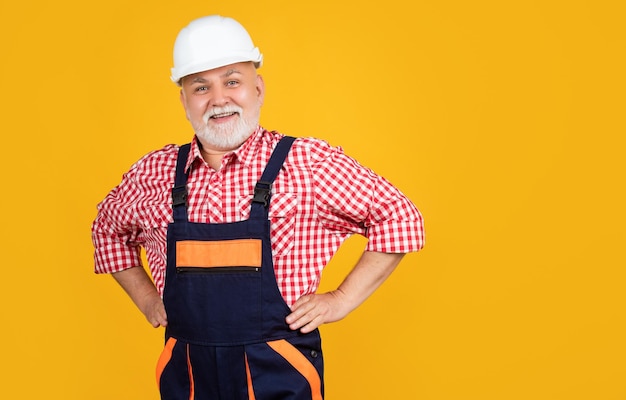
[
  {"xmin": 221, "ymin": 69, "xmax": 241, "ymax": 78},
  {"xmin": 190, "ymin": 69, "xmax": 241, "ymax": 84}
]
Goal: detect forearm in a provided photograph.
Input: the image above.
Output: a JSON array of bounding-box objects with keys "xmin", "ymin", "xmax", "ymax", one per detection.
[
  {"xmin": 334, "ymin": 251, "xmax": 405, "ymax": 314},
  {"xmin": 112, "ymin": 266, "xmax": 167, "ymax": 327},
  {"xmin": 287, "ymin": 251, "xmax": 405, "ymax": 332}
]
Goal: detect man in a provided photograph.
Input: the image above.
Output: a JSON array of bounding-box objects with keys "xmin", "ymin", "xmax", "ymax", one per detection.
[{"xmin": 92, "ymin": 15, "xmax": 424, "ymax": 400}]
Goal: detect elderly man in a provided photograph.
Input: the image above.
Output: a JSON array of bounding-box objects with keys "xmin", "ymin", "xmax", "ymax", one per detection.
[{"xmin": 92, "ymin": 15, "xmax": 424, "ymax": 400}]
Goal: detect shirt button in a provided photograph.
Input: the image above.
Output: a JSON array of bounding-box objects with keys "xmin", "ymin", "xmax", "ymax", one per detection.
[{"xmin": 310, "ymin": 350, "xmax": 318, "ymax": 358}]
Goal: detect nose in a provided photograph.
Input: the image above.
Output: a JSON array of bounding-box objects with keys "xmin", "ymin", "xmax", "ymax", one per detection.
[{"xmin": 209, "ymin": 85, "xmax": 229, "ymax": 107}]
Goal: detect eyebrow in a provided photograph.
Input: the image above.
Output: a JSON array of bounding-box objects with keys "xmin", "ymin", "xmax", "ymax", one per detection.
[
  {"xmin": 190, "ymin": 69, "xmax": 242, "ymax": 84},
  {"xmin": 221, "ymin": 69, "xmax": 241, "ymax": 78}
]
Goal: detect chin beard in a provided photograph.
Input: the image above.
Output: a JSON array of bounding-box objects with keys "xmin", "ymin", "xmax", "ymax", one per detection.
[{"xmin": 192, "ymin": 104, "xmax": 260, "ymax": 150}]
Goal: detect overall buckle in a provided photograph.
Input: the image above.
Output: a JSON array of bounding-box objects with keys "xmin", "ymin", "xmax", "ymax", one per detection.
[
  {"xmin": 172, "ymin": 185, "xmax": 188, "ymax": 207},
  {"xmin": 252, "ymin": 181, "xmax": 272, "ymax": 207}
]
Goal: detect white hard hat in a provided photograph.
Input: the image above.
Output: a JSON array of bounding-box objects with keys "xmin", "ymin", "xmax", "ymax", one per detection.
[{"xmin": 170, "ymin": 15, "xmax": 263, "ymax": 84}]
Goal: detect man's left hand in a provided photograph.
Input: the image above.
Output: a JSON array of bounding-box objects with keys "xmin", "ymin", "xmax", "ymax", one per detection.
[
  {"xmin": 285, "ymin": 291, "xmax": 349, "ymax": 333},
  {"xmin": 285, "ymin": 251, "xmax": 405, "ymax": 333}
]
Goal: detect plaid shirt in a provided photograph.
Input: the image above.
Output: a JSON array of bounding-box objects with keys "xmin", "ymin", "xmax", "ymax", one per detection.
[{"xmin": 92, "ymin": 127, "xmax": 424, "ymax": 306}]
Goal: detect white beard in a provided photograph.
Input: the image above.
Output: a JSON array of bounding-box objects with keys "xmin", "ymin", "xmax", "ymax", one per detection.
[{"xmin": 191, "ymin": 103, "xmax": 261, "ymax": 150}]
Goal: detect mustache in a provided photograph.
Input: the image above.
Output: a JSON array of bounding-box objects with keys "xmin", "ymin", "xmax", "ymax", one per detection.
[{"xmin": 202, "ymin": 105, "xmax": 243, "ymax": 123}]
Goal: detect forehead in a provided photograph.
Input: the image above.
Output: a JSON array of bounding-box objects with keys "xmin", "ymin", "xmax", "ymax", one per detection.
[{"xmin": 182, "ymin": 62, "xmax": 256, "ymax": 84}]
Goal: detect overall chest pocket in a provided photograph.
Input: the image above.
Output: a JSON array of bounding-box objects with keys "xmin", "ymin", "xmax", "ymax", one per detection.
[{"xmin": 175, "ymin": 239, "xmax": 263, "ymax": 274}]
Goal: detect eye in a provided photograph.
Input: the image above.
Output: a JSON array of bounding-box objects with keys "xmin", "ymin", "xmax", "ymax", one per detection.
[
  {"xmin": 194, "ymin": 86, "xmax": 208, "ymax": 93},
  {"xmin": 226, "ymin": 80, "xmax": 239, "ymax": 87}
]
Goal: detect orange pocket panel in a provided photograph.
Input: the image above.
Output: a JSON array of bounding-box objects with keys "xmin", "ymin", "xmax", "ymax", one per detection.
[
  {"xmin": 266, "ymin": 340, "xmax": 323, "ymax": 400},
  {"xmin": 156, "ymin": 337, "xmax": 177, "ymax": 386},
  {"xmin": 176, "ymin": 239, "xmax": 262, "ymax": 268}
]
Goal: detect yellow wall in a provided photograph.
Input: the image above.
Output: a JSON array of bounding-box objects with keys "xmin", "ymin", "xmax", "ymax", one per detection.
[{"xmin": 1, "ymin": 0, "xmax": 624, "ymax": 399}]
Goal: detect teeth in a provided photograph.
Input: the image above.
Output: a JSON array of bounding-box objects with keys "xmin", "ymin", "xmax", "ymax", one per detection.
[{"xmin": 212, "ymin": 112, "xmax": 236, "ymax": 119}]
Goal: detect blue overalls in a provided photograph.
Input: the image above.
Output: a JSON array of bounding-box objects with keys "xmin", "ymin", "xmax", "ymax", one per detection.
[{"xmin": 156, "ymin": 137, "xmax": 324, "ymax": 400}]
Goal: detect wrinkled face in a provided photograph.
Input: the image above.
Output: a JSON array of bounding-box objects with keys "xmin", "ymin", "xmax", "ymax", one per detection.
[{"xmin": 179, "ymin": 62, "xmax": 265, "ymax": 151}]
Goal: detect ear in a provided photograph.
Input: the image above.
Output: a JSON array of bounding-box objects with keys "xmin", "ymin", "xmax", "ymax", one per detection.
[
  {"xmin": 179, "ymin": 90, "xmax": 190, "ymax": 120},
  {"xmin": 256, "ymin": 74, "xmax": 265, "ymax": 106}
]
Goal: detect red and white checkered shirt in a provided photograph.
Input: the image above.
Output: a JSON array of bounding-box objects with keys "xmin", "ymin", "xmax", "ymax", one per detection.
[{"xmin": 92, "ymin": 127, "xmax": 424, "ymax": 306}]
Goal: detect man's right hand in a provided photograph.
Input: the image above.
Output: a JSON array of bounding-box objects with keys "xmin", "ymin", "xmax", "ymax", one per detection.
[
  {"xmin": 112, "ymin": 266, "xmax": 168, "ymax": 328},
  {"xmin": 141, "ymin": 293, "xmax": 168, "ymax": 328}
]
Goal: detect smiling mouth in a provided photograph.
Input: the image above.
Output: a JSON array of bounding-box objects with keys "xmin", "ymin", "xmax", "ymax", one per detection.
[{"xmin": 210, "ymin": 112, "xmax": 238, "ymax": 119}]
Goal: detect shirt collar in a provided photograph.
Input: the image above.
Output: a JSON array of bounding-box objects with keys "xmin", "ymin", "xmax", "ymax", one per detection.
[{"xmin": 184, "ymin": 125, "xmax": 265, "ymax": 173}]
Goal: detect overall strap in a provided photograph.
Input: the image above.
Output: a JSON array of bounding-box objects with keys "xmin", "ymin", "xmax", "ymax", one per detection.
[
  {"xmin": 250, "ymin": 136, "xmax": 296, "ymax": 219},
  {"xmin": 172, "ymin": 143, "xmax": 191, "ymax": 222},
  {"xmin": 171, "ymin": 137, "xmax": 296, "ymax": 222}
]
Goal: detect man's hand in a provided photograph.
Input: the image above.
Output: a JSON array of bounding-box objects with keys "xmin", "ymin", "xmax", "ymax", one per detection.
[
  {"xmin": 286, "ymin": 251, "xmax": 405, "ymax": 333},
  {"xmin": 112, "ymin": 266, "xmax": 168, "ymax": 328},
  {"xmin": 141, "ymin": 293, "xmax": 168, "ymax": 328},
  {"xmin": 286, "ymin": 291, "xmax": 350, "ymax": 333}
]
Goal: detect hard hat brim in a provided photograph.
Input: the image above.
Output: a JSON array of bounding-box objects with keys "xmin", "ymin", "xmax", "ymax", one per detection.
[{"xmin": 171, "ymin": 51, "xmax": 263, "ymax": 85}]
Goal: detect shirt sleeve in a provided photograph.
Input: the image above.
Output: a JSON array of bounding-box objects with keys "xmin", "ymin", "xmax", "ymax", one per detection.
[
  {"xmin": 309, "ymin": 139, "xmax": 424, "ymax": 253},
  {"xmin": 91, "ymin": 167, "xmax": 145, "ymax": 274},
  {"xmin": 91, "ymin": 145, "xmax": 177, "ymax": 274}
]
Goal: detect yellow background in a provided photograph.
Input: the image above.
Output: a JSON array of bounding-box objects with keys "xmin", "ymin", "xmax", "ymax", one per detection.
[{"xmin": 1, "ymin": 0, "xmax": 624, "ymax": 399}]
